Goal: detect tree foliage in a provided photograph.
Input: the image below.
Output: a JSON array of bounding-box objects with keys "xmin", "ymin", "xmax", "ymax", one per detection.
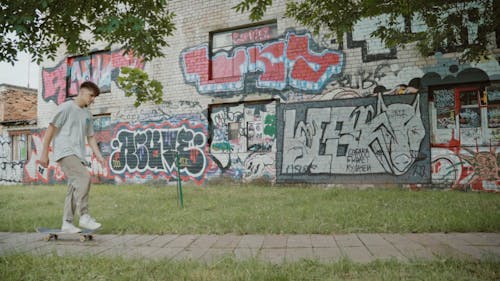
[
  {"xmin": 234, "ymin": 0, "xmax": 499, "ymax": 62},
  {"xmin": 117, "ymin": 67, "xmax": 163, "ymax": 107},
  {"xmin": 1, "ymin": 0, "xmax": 176, "ymax": 107},
  {"xmin": 0, "ymin": 0, "xmax": 176, "ymax": 64}
]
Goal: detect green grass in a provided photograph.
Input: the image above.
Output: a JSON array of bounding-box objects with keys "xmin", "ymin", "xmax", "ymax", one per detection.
[
  {"xmin": 1, "ymin": 254, "xmax": 498, "ymax": 281},
  {"xmin": 0, "ymin": 183, "xmax": 499, "ymax": 234}
]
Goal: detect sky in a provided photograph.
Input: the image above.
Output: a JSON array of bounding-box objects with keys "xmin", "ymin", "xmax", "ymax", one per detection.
[{"xmin": 0, "ymin": 51, "xmax": 39, "ymax": 89}]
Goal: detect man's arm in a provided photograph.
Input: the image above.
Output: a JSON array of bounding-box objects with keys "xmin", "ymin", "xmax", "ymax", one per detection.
[
  {"xmin": 40, "ymin": 124, "xmax": 56, "ymax": 168},
  {"xmin": 87, "ymin": 135, "xmax": 105, "ymax": 165}
]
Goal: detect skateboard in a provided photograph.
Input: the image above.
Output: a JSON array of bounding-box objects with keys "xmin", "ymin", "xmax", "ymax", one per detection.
[{"xmin": 36, "ymin": 227, "xmax": 99, "ymax": 242}]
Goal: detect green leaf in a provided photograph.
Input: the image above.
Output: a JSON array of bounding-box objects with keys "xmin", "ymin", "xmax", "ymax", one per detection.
[{"xmin": 117, "ymin": 67, "xmax": 164, "ymax": 107}]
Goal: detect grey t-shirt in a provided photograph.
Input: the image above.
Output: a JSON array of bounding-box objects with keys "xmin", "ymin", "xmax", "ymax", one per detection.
[{"xmin": 50, "ymin": 100, "xmax": 94, "ymax": 163}]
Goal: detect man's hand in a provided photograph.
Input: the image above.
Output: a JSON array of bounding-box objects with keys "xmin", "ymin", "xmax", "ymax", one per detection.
[
  {"xmin": 96, "ymin": 154, "xmax": 105, "ymax": 166},
  {"xmin": 40, "ymin": 124, "xmax": 57, "ymax": 169},
  {"xmin": 39, "ymin": 154, "xmax": 49, "ymax": 168}
]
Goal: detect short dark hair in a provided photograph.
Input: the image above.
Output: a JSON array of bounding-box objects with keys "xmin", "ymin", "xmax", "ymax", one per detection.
[{"xmin": 80, "ymin": 81, "xmax": 101, "ymax": 97}]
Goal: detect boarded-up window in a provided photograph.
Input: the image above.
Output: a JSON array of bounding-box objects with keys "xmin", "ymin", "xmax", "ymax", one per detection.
[
  {"xmin": 10, "ymin": 133, "xmax": 31, "ymax": 161},
  {"xmin": 210, "ymin": 22, "xmax": 278, "ymax": 79}
]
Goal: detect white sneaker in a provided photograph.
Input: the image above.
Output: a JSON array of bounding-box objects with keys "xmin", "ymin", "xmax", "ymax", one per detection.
[
  {"xmin": 61, "ymin": 221, "xmax": 81, "ymax": 233},
  {"xmin": 79, "ymin": 214, "xmax": 102, "ymax": 230}
]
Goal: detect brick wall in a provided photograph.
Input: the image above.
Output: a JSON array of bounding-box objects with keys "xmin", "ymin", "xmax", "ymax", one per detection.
[
  {"xmin": 33, "ymin": 0, "xmax": 500, "ymax": 190},
  {"xmin": 0, "ymin": 86, "xmax": 37, "ymax": 122}
]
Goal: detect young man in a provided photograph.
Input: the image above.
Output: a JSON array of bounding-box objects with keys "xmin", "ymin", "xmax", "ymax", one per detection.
[{"xmin": 40, "ymin": 81, "xmax": 104, "ymax": 233}]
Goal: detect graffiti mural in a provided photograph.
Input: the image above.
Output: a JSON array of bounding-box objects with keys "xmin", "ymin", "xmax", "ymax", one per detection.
[
  {"xmin": 0, "ymin": 161, "xmax": 24, "ymax": 184},
  {"xmin": 181, "ymin": 30, "xmax": 344, "ymax": 95},
  {"xmin": 209, "ymin": 101, "xmax": 277, "ymax": 181},
  {"xmin": 24, "ymin": 129, "xmax": 113, "ymax": 184},
  {"xmin": 432, "ymin": 147, "xmax": 500, "ymax": 192},
  {"xmin": 42, "ymin": 49, "xmax": 144, "ymax": 105},
  {"xmin": 109, "ymin": 119, "xmax": 215, "ymax": 185},
  {"xmin": 326, "ymin": 64, "xmax": 424, "ymax": 98},
  {"xmin": 277, "ymin": 93, "xmax": 430, "ymax": 183},
  {"xmin": 0, "ymin": 136, "xmax": 10, "ymax": 161},
  {"xmin": 0, "ymin": 136, "xmax": 24, "ymax": 184},
  {"xmin": 430, "ymin": 84, "xmax": 500, "ymax": 191}
]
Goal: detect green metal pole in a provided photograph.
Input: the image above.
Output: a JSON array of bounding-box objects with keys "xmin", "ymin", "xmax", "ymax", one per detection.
[{"xmin": 176, "ymin": 152, "xmax": 184, "ymax": 208}]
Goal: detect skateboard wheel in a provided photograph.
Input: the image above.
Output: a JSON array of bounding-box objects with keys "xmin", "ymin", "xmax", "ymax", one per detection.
[
  {"xmin": 54, "ymin": 234, "xmax": 58, "ymax": 240},
  {"xmin": 88, "ymin": 235, "xmax": 93, "ymax": 240},
  {"xmin": 44, "ymin": 235, "xmax": 51, "ymax": 242},
  {"xmin": 79, "ymin": 236, "xmax": 86, "ymax": 242}
]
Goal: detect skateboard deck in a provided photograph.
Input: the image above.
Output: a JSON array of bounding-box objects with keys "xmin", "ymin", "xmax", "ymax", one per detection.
[{"xmin": 36, "ymin": 227, "xmax": 99, "ymax": 242}]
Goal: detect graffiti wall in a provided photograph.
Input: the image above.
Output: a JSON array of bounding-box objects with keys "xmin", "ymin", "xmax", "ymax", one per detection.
[
  {"xmin": 429, "ymin": 84, "xmax": 500, "ymax": 191},
  {"xmin": 109, "ymin": 116, "xmax": 218, "ymax": 184},
  {"xmin": 181, "ymin": 30, "xmax": 344, "ymax": 95},
  {"xmin": 432, "ymin": 147, "xmax": 500, "ymax": 192},
  {"xmin": 209, "ymin": 101, "xmax": 277, "ymax": 181},
  {"xmin": 0, "ymin": 136, "xmax": 24, "ymax": 184},
  {"xmin": 41, "ymin": 49, "xmax": 144, "ymax": 105},
  {"xmin": 24, "ymin": 101, "xmax": 221, "ymax": 185},
  {"xmin": 28, "ymin": 2, "xmax": 500, "ymax": 191},
  {"xmin": 276, "ymin": 93, "xmax": 430, "ymax": 183},
  {"xmin": 24, "ymin": 118, "xmax": 114, "ymax": 184}
]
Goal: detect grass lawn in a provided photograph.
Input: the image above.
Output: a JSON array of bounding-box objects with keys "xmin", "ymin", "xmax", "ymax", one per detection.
[
  {"xmin": 1, "ymin": 254, "xmax": 499, "ymax": 281},
  {"xmin": 0, "ymin": 183, "xmax": 498, "ymax": 234}
]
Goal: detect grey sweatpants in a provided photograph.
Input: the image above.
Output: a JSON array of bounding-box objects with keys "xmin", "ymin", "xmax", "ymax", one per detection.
[{"xmin": 58, "ymin": 155, "xmax": 91, "ymax": 223}]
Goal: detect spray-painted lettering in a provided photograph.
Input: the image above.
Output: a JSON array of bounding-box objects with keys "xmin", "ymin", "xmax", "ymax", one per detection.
[
  {"xmin": 181, "ymin": 31, "xmax": 343, "ymax": 94},
  {"xmin": 42, "ymin": 50, "xmax": 144, "ymax": 105},
  {"xmin": 109, "ymin": 121, "xmax": 209, "ymax": 184},
  {"xmin": 279, "ymin": 94, "xmax": 429, "ymax": 183}
]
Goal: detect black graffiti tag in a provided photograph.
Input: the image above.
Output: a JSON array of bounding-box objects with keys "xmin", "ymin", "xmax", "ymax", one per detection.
[{"xmin": 110, "ymin": 126, "xmax": 207, "ymax": 178}]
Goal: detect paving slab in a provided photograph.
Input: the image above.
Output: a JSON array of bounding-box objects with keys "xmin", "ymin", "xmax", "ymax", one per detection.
[
  {"xmin": 259, "ymin": 248, "xmax": 285, "ymax": 264},
  {"xmin": 189, "ymin": 235, "xmax": 218, "ymax": 249},
  {"xmin": 234, "ymin": 247, "xmax": 259, "ymax": 260},
  {"xmin": 213, "ymin": 234, "xmax": 241, "ymax": 249},
  {"xmin": 173, "ymin": 246, "xmax": 210, "ymax": 260},
  {"xmin": 383, "ymin": 234, "xmax": 435, "ymax": 260},
  {"xmin": 1, "ymin": 240, "xmax": 48, "ymax": 255},
  {"xmin": 99, "ymin": 246, "xmax": 135, "ymax": 257},
  {"xmin": 365, "ymin": 245, "xmax": 407, "ymax": 262},
  {"xmin": 168, "ymin": 235, "xmax": 198, "ymax": 248},
  {"xmin": 1, "ymin": 232, "xmax": 499, "ymax": 264},
  {"xmin": 405, "ymin": 233, "xmax": 443, "ymax": 247},
  {"xmin": 262, "ymin": 235, "xmax": 287, "ymax": 248},
  {"xmin": 146, "ymin": 234, "xmax": 179, "ymax": 247},
  {"xmin": 123, "ymin": 246, "xmax": 163, "ymax": 259},
  {"xmin": 310, "ymin": 234, "xmax": 336, "ymax": 248},
  {"xmin": 357, "ymin": 233, "xmax": 391, "ymax": 246},
  {"xmin": 125, "ymin": 235, "xmax": 158, "ymax": 247},
  {"xmin": 286, "ymin": 247, "xmax": 314, "ymax": 262},
  {"xmin": 313, "ymin": 247, "xmax": 343, "ymax": 262},
  {"xmin": 238, "ymin": 235, "xmax": 264, "ymax": 248},
  {"xmin": 287, "ymin": 235, "xmax": 312, "ymax": 248},
  {"xmin": 341, "ymin": 246, "xmax": 374, "ymax": 263},
  {"xmin": 335, "ymin": 234, "xmax": 364, "ymax": 247},
  {"xmin": 147, "ymin": 246, "xmax": 184, "ymax": 260}
]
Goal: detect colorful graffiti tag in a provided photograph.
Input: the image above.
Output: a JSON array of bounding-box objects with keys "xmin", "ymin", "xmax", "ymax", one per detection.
[
  {"xmin": 23, "ymin": 130, "xmax": 112, "ymax": 184},
  {"xmin": 277, "ymin": 93, "xmax": 430, "ymax": 183},
  {"xmin": 41, "ymin": 50, "xmax": 144, "ymax": 105},
  {"xmin": 209, "ymin": 102, "xmax": 277, "ymax": 181},
  {"xmin": 109, "ymin": 120, "xmax": 214, "ymax": 184},
  {"xmin": 432, "ymin": 147, "xmax": 500, "ymax": 192},
  {"xmin": 181, "ymin": 30, "xmax": 344, "ymax": 95}
]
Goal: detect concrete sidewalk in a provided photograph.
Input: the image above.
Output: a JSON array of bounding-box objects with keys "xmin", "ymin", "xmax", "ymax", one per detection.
[{"xmin": 0, "ymin": 232, "xmax": 499, "ymax": 264}]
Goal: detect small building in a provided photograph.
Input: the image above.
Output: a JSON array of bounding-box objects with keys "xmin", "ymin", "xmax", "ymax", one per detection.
[{"xmin": 0, "ymin": 84, "xmax": 37, "ymax": 184}]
